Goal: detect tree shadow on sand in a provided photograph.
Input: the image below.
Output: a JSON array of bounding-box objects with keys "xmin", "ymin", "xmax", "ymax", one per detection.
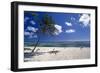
[
  {"xmin": 24, "ymin": 48, "xmax": 60, "ymax": 58},
  {"xmin": 24, "ymin": 52, "xmax": 46, "ymax": 58}
]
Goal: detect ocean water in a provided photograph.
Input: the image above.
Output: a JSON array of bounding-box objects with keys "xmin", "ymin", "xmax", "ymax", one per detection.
[{"xmin": 24, "ymin": 41, "xmax": 90, "ymax": 47}]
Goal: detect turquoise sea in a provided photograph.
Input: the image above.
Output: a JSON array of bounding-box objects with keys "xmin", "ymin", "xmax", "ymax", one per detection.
[{"xmin": 24, "ymin": 41, "xmax": 90, "ymax": 47}]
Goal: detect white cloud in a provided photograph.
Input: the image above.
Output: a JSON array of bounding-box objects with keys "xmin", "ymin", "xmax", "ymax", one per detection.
[
  {"xmin": 55, "ymin": 25, "xmax": 62, "ymax": 33},
  {"xmin": 71, "ymin": 17, "xmax": 76, "ymax": 21},
  {"xmin": 30, "ymin": 20, "xmax": 35, "ymax": 25},
  {"xmin": 79, "ymin": 14, "xmax": 90, "ymax": 27},
  {"xmin": 24, "ymin": 31, "xmax": 30, "ymax": 36},
  {"xmin": 66, "ymin": 29, "xmax": 75, "ymax": 33},
  {"xmin": 65, "ymin": 22, "xmax": 72, "ymax": 26},
  {"xmin": 53, "ymin": 31, "xmax": 59, "ymax": 35},
  {"xmin": 24, "ymin": 17, "xmax": 29, "ymax": 22},
  {"xmin": 54, "ymin": 24, "xmax": 62, "ymax": 35},
  {"xmin": 24, "ymin": 31, "xmax": 38, "ymax": 38},
  {"xmin": 24, "ymin": 31, "xmax": 34, "ymax": 36},
  {"xmin": 27, "ymin": 26, "xmax": 38, "ymax": 32},
  {"xmin": 29, "ymin": 34, "xmax": 37, "ymax": 38}
]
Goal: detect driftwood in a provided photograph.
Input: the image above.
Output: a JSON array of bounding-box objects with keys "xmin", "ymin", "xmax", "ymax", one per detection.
[{"xmin": 48, "ymin": 48, "xmax": 59, "ymax": 54}]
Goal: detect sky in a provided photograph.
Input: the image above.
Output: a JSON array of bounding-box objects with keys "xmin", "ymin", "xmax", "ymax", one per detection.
[{"xmin": 24, "ymin": 11, "xmax": 90, "ymax": 42}]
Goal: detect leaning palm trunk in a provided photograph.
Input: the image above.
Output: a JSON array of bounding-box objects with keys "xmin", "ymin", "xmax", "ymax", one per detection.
[
  {"xmin": 31, "ymin": 13, "xmax": 57, "ymax": 54},
  {"xmin": 31, "ymin": 39, "xmax": 39, "ymax": 54}
]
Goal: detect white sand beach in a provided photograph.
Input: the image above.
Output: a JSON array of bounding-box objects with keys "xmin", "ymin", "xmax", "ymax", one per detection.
[{"xmin": 24, "ymin": 47, "xmax": 90, "ymax": 62}]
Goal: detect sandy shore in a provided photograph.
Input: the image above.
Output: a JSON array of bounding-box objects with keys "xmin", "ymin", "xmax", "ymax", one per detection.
[{"xmin": 24, "ymin": 47, "xmax": 90, "ymax": 62}]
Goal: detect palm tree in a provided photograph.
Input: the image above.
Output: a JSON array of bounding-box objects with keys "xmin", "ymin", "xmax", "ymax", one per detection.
[{"xmin": 31, "ymin": 13, "xmax": 58, "ymax": 54}]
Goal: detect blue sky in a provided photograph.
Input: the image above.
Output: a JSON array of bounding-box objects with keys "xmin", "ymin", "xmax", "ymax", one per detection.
[{"xmin": 24, "ymin": 11, "xmax": 90, "ymax": 42}]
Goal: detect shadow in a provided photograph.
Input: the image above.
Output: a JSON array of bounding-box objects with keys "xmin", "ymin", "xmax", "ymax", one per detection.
[
  {"xmin": 47, "ymin": 50, "xmax": 60, "ymax": 55},
  {"xmin": 24, "ymin": 52, "xmax": 46, "ymax": 58}
]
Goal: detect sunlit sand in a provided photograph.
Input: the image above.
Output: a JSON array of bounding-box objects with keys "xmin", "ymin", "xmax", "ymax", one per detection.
[{"xmin": 24, "ymin": 47, "xmax": 90, "ymax": 62}]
